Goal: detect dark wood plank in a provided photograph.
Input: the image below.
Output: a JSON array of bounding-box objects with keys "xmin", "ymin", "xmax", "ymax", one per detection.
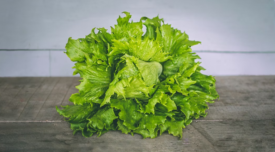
[
  {"xmin": 201, "ymin": 76, "xmax": 275, "ymax": 121},
  {"xmin": 0, "ymin": 78, "xmax": 32, "ymax": 119},
  {"xmin": 0, "ymin": 122, "xmax": 216, "ymax": 152},
  {"xmin": 0, "ymin": 76, "xmax": 275, "ymax": 152},
  {"xmin": 51, "ymin": 77, "xmax": 80, "ymax": 120},
  {"xmin": 0, "ymin": 78, "xmax": 45, "ymax": 120},
  {"xmin": 192, "ymin": 120, "xmax": 275, "ymax": 152},
  {"xmin": 215, "ymin": 76, "xmax": 275, "ymax": 92},
  {"xmin": 1, "ymin": 121, "xmax": 274, "ymax": 151},
  {"xmin": 18, "ymin": 77, "xmax": 60, "ymax": 120},
  {"xmin": 204, "ymin": 105, "xmax": 275, "ymax": 121},
  {"xmin": 214, "ymin": 76, "xmax": 275, "ymax": 107},
  {"xmin": 35, "ymin": 77, "xmax": 75, "ymax": 121},
  {"xmin": 60, "ymin": 77, "xmax": 80, "ymax": 106},
  {"xmin": 0, "ymin": 77, "xmax": 11, "ymax": 92},
  {"xmin": 0, "ymin": 77, "xmax": 31, "ymax": 98}
]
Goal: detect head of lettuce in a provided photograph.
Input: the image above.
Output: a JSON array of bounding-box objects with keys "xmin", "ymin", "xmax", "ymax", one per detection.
[{"xmin": 56, "ymin": 12, "xmax": 219, "ymax": 139}]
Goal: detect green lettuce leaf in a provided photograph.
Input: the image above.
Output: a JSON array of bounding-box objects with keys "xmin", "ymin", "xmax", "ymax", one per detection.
[
  {"xmin": 57, "ymin": 12, "xmax": 219, "ymax": 139},
  {"xmin": 111, "ymin": 99, "xmax": 143, "ymax": 130},
  {"xmin": 87, "ymin": 106, "xmax": 118, "ymax": 130},
  {"xmin": 159, "ymin": 120, "xmax": 185, "ymax": 139}
]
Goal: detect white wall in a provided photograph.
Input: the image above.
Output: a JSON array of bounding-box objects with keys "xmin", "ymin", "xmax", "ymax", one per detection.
[{"xmin": 0, "ymin": 0, "xmax": 275, "ymax": 76}]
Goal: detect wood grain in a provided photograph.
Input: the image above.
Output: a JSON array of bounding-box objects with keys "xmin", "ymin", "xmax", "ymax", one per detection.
[{"xmin": 0, "ymin": 76, "xmax": 274, "ymax": 152}]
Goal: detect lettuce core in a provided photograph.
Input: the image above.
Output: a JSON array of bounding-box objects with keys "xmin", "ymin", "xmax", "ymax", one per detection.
[{"xmin": 56, "ymin": 12, "xmax": 219, "ymax": 139}]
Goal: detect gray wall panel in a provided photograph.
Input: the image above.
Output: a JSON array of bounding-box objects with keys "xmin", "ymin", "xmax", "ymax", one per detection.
[
  {"xmin": 0, "ymin": 0, "xmax": 274, "ymax": 51},
  {"xmin": 0, "ymin": 0, "xmax": 274, "ymax": 76},
  {"xmin": 0, "ymin": 51, "xmax": 50, "ymax": 77},
  {"xmin": 198, "ymin": 52, "xmax": 275, "ymax": 75},
  {"xmin": 50, "ymin": 51, "xmax": 78, "ymax": 76}
]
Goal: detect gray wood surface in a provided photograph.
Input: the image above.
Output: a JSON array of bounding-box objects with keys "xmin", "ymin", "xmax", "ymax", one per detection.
[{"xmin": 0, "ymin": 76, "xmax": 275, "ymax": 152}]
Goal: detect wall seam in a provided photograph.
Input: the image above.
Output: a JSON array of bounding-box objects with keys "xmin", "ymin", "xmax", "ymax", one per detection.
[{"xmin": 0, "ymin": 49, "xmax": 275, "ymax": 54}]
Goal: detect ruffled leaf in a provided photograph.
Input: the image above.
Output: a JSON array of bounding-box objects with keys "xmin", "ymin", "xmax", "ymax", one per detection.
[{"xmin": 58, "ymin": 11, "xmax": 219, "ymax": 139}]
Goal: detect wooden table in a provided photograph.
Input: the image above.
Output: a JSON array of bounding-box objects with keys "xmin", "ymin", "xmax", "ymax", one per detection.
[{"xmin": 0, "ymin": 76, "xmax": 275, "ymax": 152}]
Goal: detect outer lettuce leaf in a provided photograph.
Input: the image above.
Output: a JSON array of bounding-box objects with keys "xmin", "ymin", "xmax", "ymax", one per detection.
[
  {"xmin": 159, "ymin": 120, "xmax": 185, "ymax": 139},
  {"xmin": 72, "ymin": 63, "xmax": 111, "ymax": 105},
  {"xmin": 162, "ymin": 52, "xmax": 200, "ymax": 77},
  {"xmin": 73, "ymin": 63, "xmax": 111, "ymax": 84},
  {"xmin": 142, "ymin": 85, "xmax": 177, "ymax": 114},
  {"xmin": 57, "ymin": 11, "xmax": 219, "ymax": 139},
  {"xmin": 56, "ymin": 104, "xmax": 99, "ymax": 123},
  {"xmin": 111, "ymin": 12, "xmax": 143, "ymax": 40},
  {"xmin": 137, "ymin": 114, "xmax": 166, "ymax": 136},
  {"xmin": 87, "ymin": 106, "xmax": 118, "ymax": 130},
  {"xmin": 111, "ymin": 99, "xmax": 143, "ymax": 130},
  {"xmin": 157, "ymin": 24, "xmax": 201, "ymax": 54},
  {"xmin": 111, "ymin": 99, "xmax": 167, "ymax": 138},
  {"xmin": 117, "ymin": 120, "xmax": 131, "ymax": 134},
  {"xmin": 140, "ymin": 16, "xmax": 163, "ymax": 40},
  {"xmin": 108, "ymin": 39, "xmax": 129, "ymax": 66},
  {"xmin": 65, "ymin": 37, "xmax": 89, "ymax": 62}
]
